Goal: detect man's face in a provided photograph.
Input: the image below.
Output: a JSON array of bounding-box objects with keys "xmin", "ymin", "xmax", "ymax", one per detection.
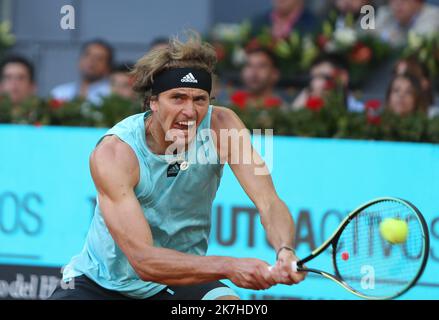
[
  {"xmin": 242, "ymin": 52, "xmax": 279, "ymax": 95},
  {"xmin": 150, "ymin": 87, "xmax": 210, "ymax": 149},
  {"xmin": 389, "ymin": 0, "xmax": 421, "ymax": 25},
  {"xmin": 309, "ymin": 62, "xmax": 337, "ymax": 96},
  {"xmin": 273, "ymin": 0, "xmax": 301, "ymax": 16},
  {"xmin": 79, "ymin": 44, "xmax": 111, "ymax": 82},
  {"xmin": 335, "ymin": 0, "xmax": 368, "ymax": 13},
  {"xmin": 110, "ymin": 72, "xmax": 135, "ymax": 99},
  {"xmin": 388, "ymin": 77, "xmax": 416, "ymax": 115},
  {"xmin": 0, "ymin": 63, "xmax": 35, "ymax": 104}
]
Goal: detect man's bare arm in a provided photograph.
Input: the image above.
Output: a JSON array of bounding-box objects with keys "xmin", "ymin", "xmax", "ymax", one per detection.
[
  {"xmin": 89, "ymin": 135, "xmax": 275, "ymax": 289},
  {"xmin": 212, "ymin": 107, "xmax": 305, "ymax": 284},
  {"xmin": 212, "ymin": 107, "xmax": 294, "ymax": 251}
]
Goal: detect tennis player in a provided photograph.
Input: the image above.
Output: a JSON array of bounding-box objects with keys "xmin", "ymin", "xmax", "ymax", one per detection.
[{"xmin": 49, "ymin": 33, "xmax": 306, "ymax": 300}]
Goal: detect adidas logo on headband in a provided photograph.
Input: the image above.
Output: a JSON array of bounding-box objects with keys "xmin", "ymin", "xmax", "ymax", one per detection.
[
  {"xmin": 151, "ymin": 68, "xmax": 211, "ymax": 95},
  {"xmin": 181, "ymin": 73, "xmax": 198, "ymax": 83}
]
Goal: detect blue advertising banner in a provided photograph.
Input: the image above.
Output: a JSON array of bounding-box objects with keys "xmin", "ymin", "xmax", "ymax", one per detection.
[{"xmin": 0, "ymin": 125, "xmax": 438, "ymax": 300}]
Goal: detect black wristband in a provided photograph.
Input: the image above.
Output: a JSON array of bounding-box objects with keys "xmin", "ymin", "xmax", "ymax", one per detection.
[{"xmin": 276, "ymin": 246, "xmax": 296, "ymax": 260}]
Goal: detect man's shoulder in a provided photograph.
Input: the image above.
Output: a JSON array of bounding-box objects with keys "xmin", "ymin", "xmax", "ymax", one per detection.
[
  {"xmin": 376, "ymin": 5, "xmax": 393, "ymax": 21},
  {"xmin": 92, "ymin": 135, "xmax": 139, "ymax": 172},
  {"xmin": 51, "ymin": 82, "xmax": 77, "ymax": 99},
  {"xmin": 421, "ymin": 3, "xmax": 439, "ymax": 16},
  {"xmin": 416, "ymin": 4, "xmax": 439, "ymax": 28},
  {"xmin": 211, "ymin": 106, "xmax": 243, "ymax": 131},
  {"xmin": 90, "ymin": 135, "xmax": 139, "ymax": 192}
]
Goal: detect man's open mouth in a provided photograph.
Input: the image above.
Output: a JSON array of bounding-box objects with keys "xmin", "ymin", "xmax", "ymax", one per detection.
[{"xmin": 172, "ymin": 120, "xmax": 196, "ymax": 130}]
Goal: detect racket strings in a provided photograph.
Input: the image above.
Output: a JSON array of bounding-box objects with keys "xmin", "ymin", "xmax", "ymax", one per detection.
[{"xmin": 334, "ymin": 200, "xmax": 426, "ymax": 298}]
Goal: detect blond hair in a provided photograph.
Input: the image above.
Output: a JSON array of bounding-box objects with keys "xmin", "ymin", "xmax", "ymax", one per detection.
[{"xmin": 131, "ymin": 31, "xmax": 217, "ymax": 106}]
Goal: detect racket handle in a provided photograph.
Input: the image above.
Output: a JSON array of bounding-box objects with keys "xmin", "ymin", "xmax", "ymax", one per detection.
[{"xmin": 268, "ymin": 261, "xmax": 297, "ymax": 272}]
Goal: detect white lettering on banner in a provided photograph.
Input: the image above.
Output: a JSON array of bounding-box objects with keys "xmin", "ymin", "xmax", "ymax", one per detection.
[{"xmin": 0, "ymin": 273, "xmax": 60, "ymax": 299}]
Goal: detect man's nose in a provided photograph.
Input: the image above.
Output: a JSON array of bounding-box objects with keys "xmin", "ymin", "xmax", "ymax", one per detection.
[{"xmin": 181, "ymin": 101, "xmax": 196, "ymax": 118}]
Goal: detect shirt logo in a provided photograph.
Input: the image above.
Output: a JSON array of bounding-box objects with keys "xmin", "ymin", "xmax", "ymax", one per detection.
[
  {"xmin": 167, "ymin": 162, "xmax": 180, "ymax": 177},
  {"xmin": 180, "ymin": 73, "xmax": 198, "ymax": 83}
]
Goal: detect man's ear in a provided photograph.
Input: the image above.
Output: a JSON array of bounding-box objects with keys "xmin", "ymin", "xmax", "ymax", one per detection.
[{"xmin": 149, "ymin": 95, "xmax": 158, "ymax": 112}]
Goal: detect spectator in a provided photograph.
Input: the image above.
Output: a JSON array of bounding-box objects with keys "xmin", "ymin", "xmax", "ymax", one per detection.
[
  {"xmin": 291, "ymin": 54, "xmax": 364, "ymax": 112},
  {"xmin": 250, "ymin": 0, "xmax": 319, "ymax": 40},
  {"xmin": 385, "ymin": 73, "xmax": 427, "ymax": 116},
  {"xmin": 148, "ymin": 37, "xmax": 169, "ymax": 51},
  {"xmin": 0, "ymin": 55, "xmax": 36, "ymax": 106},
  {"xmin": 110, "ymin": 63, "xmax": 136, "ymax": 100},
  {"xmin": 331, "ymin": 0, "xmax": 374, "ymax": 31},
  {"xmin": 51, "ymin": 39, "xmax": 113, "ymax": 105},
  {"xmin": 374, "ymin": 0, "xmax": 439, "ymax": 46},
  {"xmin": 230, "ymin": 47, "xmax": 284, "ymax": 109},
  {"xmin": 392, "ymin": 56, "xmax": 436, "ymax": 116}
]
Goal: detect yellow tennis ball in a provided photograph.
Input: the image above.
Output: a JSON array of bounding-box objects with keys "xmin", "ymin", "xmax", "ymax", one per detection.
[{"xmin": 379, "ymin": 218, "xmax": 408, "ymax": 244}]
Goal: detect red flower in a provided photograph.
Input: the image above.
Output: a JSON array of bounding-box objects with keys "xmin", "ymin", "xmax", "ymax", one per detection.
[
  {"xmin": 317, "ymin": 34, "xmax": 329, "ymax": 49},
  {"xmin": 350, "ymin": 43, "xmax": 372, "ymax": 64},
  {"xmin": 245, "ymin": 38, "xmax": 262, "ymax": 51},
  {"xmin": 365, "ymin": 99, "xmax": 382, "ymax": 125},
  {"xmin": 214, "ymin": 43, "xmax": 226, "ymax": 62},
  {"xmin": 305, "ymin": 96, "xmax": 325, "ymax": 111},
  {"xmin": 324, "ymin": 79, "xmax": 336, "ymax": 90},
  {"xmin": 264, "ymin": 96, "xmax": 282, "ymax": 108},
  {"xmin": 49, "ymin": 98, "xmax": 65, "ymax": 110},
  {"xmin": 230, "ymin": 91, "xmax": 249, "ymax": 109},
  {"xmin": 365, "ymin": 99, "xmax": 381, "ymax": 110}
]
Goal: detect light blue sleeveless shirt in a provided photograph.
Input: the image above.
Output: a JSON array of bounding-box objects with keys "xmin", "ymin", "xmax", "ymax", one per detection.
[{"xmin": 62, "ymin": 105, "xmax": 223, "ymax": 299}]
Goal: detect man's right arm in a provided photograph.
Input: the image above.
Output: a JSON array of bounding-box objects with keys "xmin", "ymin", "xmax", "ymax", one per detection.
[{"xmin": 89, "ymin": 136, "xmax": 277, "ymax": 290}]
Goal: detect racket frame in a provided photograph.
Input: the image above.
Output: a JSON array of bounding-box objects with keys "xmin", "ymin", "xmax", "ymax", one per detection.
[{"xmin": 294, "ymin": 197, "xmax": 430, "ymax": 300}]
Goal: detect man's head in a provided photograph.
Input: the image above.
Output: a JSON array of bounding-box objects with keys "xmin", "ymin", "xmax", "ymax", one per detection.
[
  {"xmin": 308, "ymin": 54, "xmax": 349, "ymax": 97},
  {"xmin": 149, "ymin": 37, "xmax": 169, "ymax": 52},
  {"xmin": 241, "ymin": 48, "xmax": 280, "ymax": 97},
  {"xmin": 79, "ymin": 39, "xmax": 113, "ymax": 83},
  {"xmin": 389, "ymin": 0, "xmax": 424, "ymax": 26},
  {"xmin": 131, "ymin": 33, "xmax": 216, "ymax": 149},
  {"xmin": 393, "ymin": 56, "xmax": 433, "ymax": 106},
  {"xmin": 110, "ymin": 63, "xmax": 136, "ymax": 100},
  {"xmin": 386, "ymin": 73, "xmax": 425, "ymax": 115},
  {"xmin": 0, "ymin": 55, "xmax": 36, "ymax": 104},
  {"xmin": 334, "ymin": 0, "xmax": 370, "ymax": 14},
  {"xmin": 272, "ymin": 0, "xmax": 303, "ymax": 17}
]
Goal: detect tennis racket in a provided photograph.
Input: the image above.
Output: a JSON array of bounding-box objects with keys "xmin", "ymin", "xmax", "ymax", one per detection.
[{"xmin": 269, "ymin": 197, "xmax": 430, "ymax": 300}]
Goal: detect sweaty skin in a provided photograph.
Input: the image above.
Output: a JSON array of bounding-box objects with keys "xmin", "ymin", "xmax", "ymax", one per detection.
[{"xmin": 90, "ymin": 88, "xmax": 306, "ymax": 299}]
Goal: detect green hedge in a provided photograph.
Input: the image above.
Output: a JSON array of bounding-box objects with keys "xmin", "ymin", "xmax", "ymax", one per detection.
[{"xmin": 2, "ymin": 94, "xmax": 439, "ymax": 143}]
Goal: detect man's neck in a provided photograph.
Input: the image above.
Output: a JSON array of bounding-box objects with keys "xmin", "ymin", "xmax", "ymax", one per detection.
[{"xmin": 145, "ymin": 115, "xmax": 167, "ymax": 155}]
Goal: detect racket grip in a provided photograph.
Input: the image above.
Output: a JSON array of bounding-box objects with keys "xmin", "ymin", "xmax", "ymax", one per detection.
[{"xmin": 268, "ymin": 261, "xmax": 297, "ymax": 272}]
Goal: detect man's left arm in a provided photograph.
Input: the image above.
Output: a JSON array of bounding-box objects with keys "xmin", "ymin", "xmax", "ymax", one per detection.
[{"xmin": 212, "ymin": 107, "xmax": 306, "ymax": 285}]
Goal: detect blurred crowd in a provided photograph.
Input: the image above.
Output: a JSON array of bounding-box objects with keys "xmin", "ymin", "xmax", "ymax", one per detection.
[{"xmin": 1, "ymin": 0, "xmax": 439, "ymax": 137}]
